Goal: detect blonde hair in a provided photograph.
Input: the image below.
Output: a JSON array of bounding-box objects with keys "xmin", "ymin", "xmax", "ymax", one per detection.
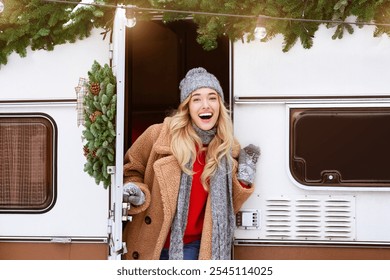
[{"xmin": 168, "ymin": 95, "xmax": 235, "ymax": 189}]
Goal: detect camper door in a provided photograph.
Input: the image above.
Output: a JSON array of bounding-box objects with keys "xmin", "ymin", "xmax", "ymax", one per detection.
[{"xmin": 107, "ymin": 6, "xmax": 128, "ymax": 260}]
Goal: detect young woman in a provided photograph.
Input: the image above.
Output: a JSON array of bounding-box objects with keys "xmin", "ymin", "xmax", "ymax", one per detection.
[{"xmin": 122, "ymin": 67, "xmax": 260, "ymax": 260}]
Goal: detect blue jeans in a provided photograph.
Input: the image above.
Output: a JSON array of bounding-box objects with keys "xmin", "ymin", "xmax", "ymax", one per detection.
[{"xmin": 160, "ymin": 240, "xmax": 200, "ymax": 260}]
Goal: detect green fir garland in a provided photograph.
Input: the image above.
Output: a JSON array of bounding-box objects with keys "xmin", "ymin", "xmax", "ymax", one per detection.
[
  {"xmin": 82, "ymin": 61, "xmax": 116, "ymax": 188},
  {"xmin": 0, "ymin": 0, "xmax": 113, "ymax": 65},
  {"xmin": 2, "ymin": 1, "xmax": 390, "ymax": 65}
]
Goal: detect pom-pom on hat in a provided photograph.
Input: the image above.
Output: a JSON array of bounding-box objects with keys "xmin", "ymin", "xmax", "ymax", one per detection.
[{"xmin": 179, "ymin": 67, "xmax": 224, "ymax": 103}]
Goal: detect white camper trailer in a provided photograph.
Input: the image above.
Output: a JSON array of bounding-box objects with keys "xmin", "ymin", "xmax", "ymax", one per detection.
[
  {"xmin": 1, "ymin": 8, "xmax": 390, "ymax": 260},
  {"xmin": 0, "ymin": 28, "xmax": 111, "ymax": 259}
]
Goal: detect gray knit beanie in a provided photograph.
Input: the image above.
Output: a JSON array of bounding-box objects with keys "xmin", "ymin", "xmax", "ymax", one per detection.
[{"xmin": 179, "ymin": 67, "xmax": 224, "ymax": 103}]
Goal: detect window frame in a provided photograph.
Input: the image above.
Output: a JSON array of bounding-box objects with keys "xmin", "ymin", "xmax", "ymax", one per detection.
[
  {"xmin": 0, "ymin": 113, "xmax": 57, "ymax": 213},
  {"xmin": 288, "ymin": 104, "xmax": 390, "ymax": 191}
]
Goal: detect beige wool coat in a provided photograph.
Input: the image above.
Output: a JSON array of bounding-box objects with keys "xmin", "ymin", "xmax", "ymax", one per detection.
[{"xmin": 122, "ymin": 117, "xmax": 254, "ymax": 260}]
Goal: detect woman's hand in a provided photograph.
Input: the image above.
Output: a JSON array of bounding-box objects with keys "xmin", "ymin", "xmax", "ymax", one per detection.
[
  {"xmin": 237, "ymin": 144, "xmax": 260, "ymax": 185},
  {"xmin": 123, "ymin": 183, "xmax": 145, "ymax": 206}
]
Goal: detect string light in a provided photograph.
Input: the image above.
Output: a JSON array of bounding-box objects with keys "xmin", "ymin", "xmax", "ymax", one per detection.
[
  {"xmin": 42, "ymin": 0, "xmax": 390, "ymax": 28},
  {"xmin": 125, "ymin": 6, "xmax": 137, "ymax": 28},
  {"xmin": 0, "ymin": 0, "xmax": 5, "ymax": 14},
  {"xmin": 254, "ymin": 18, "xmax": 267, "ymax": 40}
]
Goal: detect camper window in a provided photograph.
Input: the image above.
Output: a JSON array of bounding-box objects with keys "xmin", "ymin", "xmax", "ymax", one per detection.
[
  {"xmin": 0, "ymin": 114, "xmax": 56, "ymax": 212},
  {"xmin": 290, "ymin": 107, "xmax": 390, "ymax": 188}
]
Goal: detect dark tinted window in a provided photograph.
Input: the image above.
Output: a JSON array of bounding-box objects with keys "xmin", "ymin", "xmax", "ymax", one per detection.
[{"xmin": 290, "ymin": 108, "xmax": 390, "ymax": 187}]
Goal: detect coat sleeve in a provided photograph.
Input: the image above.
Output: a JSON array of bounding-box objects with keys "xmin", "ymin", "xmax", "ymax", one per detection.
[
  {"xmin": 232, "ymin": 164, "xmax": 255, "ymax": 214},
  {"xmin": 123, "ymin": 123, "xmax": 162, "ymax": 215},
  {"xmin": 231, "ymin": 141, "xmax": 256, "ymax": 214}
]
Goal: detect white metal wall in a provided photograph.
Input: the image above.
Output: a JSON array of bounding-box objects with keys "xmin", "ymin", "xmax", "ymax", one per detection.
[
  {"xmin": 0, "ymin": 29, "xmax": 109, "ymax": 100},
  {"xmin": 233, "ymin": 24, "xmax": 390, "ymax": 97},
  {"xmin": 233, "ymin": 24, "xmax": 390, "ymax": 244}
]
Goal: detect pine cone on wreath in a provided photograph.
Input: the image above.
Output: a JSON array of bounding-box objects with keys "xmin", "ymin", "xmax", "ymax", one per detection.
[
  {"xmin": 90, "ymin": 82, "xmax": 100, "ymax": 96},
  {"xmin": 89, "ymin": 110, "xmax": 102, "ymax": 122},
  {"xmin": 83, "ymin": 145, "xmax": 90, "ymax": 157}
]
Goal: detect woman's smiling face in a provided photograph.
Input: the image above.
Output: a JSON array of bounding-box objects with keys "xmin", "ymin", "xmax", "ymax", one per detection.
[{"xmin": 189, "ymin": 87, "xmax": 220, "ymax": 131}]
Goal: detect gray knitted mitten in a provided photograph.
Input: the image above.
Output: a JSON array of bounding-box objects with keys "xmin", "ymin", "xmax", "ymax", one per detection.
[
  {"xmin": 237, "ymin": 144, "xmax": 260, "ymax": 185},
  {"xmin": 123, "ymin": 183, "xmax": 145, "ymax": 206}
]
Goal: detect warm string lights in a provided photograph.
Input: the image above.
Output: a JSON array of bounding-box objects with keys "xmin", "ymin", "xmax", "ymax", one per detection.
[
  {"xmin": 0, "ymin": 0, "xmax": 368, "ymax": 48},
  {"xmin": 1, "ymin": 1, "xmax": 389, "ymax": 65},
  {"xmin": 0, "ymin": 0, "xmax": 5, "ymax": 14},
  {"xmin": 39, "ymin": 0, "xmax": 390, "ymax": 46},
  {"xmin": 125, "ymin": 6, "xmax": 136, "ymax": 28},
  {"xmin": 254, "ymin": 17, "xmax": 267, "ymax": 40}
]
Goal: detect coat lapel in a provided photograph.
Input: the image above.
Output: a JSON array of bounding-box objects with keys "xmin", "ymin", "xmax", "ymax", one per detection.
[
  {"xmin": 152, "ymin": 118, "xmax": 181, "ymax": 228},
  {"xmin": 153, "ymin": 156, "xmax": 181, "ymax": 220}
]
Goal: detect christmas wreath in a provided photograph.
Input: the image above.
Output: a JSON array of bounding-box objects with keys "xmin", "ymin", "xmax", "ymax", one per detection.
[{"xmin": 82, "ymin": 61, "xmax": 116, "ymax": 188}]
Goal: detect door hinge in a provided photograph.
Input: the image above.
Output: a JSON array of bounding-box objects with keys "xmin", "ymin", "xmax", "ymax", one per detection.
[
  {"xmin": 122, "ymin": 202, "xmax": 132, "ymax": 222},
  {"xmin": 107, "ymin": 166, "xmax": 116, "ymax": 175}
]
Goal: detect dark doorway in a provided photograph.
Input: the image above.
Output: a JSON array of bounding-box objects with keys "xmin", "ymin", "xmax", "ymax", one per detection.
[{"xmin": 124, "ymin": 20, "xmax": 230, "ymax": 151}]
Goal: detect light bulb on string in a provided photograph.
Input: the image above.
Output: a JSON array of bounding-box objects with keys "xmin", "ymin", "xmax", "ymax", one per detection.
[
  {"xmin": 0, "ymin": 0, "xmax": 5, "ymax": 14},
  {"xmin": 126, "ymin": 17, "xmax": 136, "ymax": 28},
  {"xmin": 125, "ymin": 7, "xmax": 137, "ymax": 28},
  {"xmin": 254, "ymin": 17, "xmax": 267, "ymax": 40}
]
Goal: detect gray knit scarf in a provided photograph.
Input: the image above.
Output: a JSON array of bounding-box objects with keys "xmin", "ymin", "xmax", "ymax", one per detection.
[{"xmin": 169, "ymin": 124, "xmax": 235, "ymax": 260}]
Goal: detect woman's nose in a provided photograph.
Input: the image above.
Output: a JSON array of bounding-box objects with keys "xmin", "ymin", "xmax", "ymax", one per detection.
[{"xmin": 201, "ymin": 99, "xmax": 210, "ymax": 108}]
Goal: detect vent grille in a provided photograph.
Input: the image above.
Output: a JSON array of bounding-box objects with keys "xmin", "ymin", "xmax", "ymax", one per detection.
[{"xmin": 265, "ymin": 196, "xmax": 355, "ymax": 241}]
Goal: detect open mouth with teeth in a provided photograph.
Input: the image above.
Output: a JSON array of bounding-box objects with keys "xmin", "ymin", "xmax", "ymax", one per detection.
[{"xmin": 199, "ymin": 113, "xmax": 213, "ymax": 120}]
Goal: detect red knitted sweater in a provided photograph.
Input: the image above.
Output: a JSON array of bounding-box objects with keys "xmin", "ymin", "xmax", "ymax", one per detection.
[{"xmin": 164, "ymin": 149, "xmax": 208, "ymax": 248}]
